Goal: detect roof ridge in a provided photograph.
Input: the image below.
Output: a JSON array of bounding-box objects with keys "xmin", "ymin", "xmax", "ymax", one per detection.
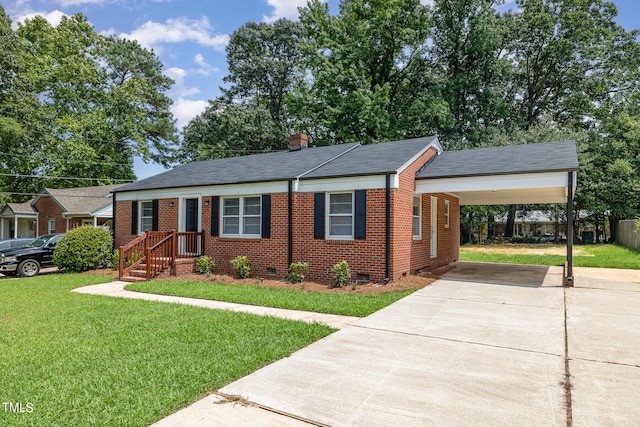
[{"xmin": 295, "ymin": 143, "xmax": 362, "ymax": 180}]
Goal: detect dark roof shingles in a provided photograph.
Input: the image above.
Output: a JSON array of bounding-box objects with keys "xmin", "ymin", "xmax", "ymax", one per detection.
[
  {"xmin": 416, "ymin": 140, "xmax": 578, "ymax": 179},
  {"xmin": 117, "ymin": 143, "xmax": 360, "ymax": 192}
]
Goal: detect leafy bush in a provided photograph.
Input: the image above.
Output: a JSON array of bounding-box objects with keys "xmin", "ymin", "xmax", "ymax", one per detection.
[
  {"xmin": 288, "ymin": 262, "xmax": 309, "ymax": 284},
  {"xmin": 330, "ymin": 260, "xmax": 351, "ymax": 288},
  {"xmin": 196, "ymin": 255, "xmax": 215, "ymax": 276},
  {"xmin": 230, "ymin": 255, "xmax": 251, "ymax": 279},
  {"xmin": 112, "ymin": 249, "xmax": 120, "ymax": 270},
  {"xmin": 53, "ymin": 225, "xmax": 113, "ymax": 273}
]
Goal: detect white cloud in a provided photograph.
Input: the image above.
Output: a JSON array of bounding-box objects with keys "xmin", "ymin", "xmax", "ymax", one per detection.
[
  {"xmin": 13, "ymin": 9, "xmax": 66, "ymax": 28},
  {"xmin": 171, "ymin": 98, "xmax": 208, "ymax": 129},
  {"xmin": 262, "ymin": 0, "xmax": 309, "ymax": 23},
  {"xmin": 119, "ymin": 17, "xmax": 229, "ymax": 51},
  {"xmin": 55, "ymin": 0, "xmax": 103, "ymax": 6},
  {"xmin": 193, "ymin": 53, "xmax": 220, "ymax": 75},
  {"xmin": 165, "ymin": 67, "xmax": 187, "ymax": 84},
  {"xmin": 165, "ymin": 67, "xmax": 200, "ymax": 98}
]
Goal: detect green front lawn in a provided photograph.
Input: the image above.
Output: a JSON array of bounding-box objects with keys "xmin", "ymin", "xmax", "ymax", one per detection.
[
  {"xmin": 0, "ymin": 274, "xmax": 334, "ymax": 427},
  {"xmin": 460, "ymin": 243, "xmax": 640, "ymax": 269},
  {"xmin": 126, "ymin": 280, "xmax": 418, "ymax": 317}
]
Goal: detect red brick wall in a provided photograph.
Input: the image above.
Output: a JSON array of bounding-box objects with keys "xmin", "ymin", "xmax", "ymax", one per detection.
[
  {"xmin": 410, "ymin": 193, "xmax": 460, "ymax": 272},
  {"xmin": 292, "ymin": 190, "xmax": 387, "ymax": 283},
  {"xmin": 113, "ymin": 147, "xmax": 462, "ymax": 284},
  {"xmin": 389, "ymin": 147, "xmax": 439, "ymax": 278},
  {"xmin": 113, "ymin": 198, "xmax": 178, "ymax": 248},
  {"xmin": 32, "ymin": 196, "xmax": 66, "ymax": 235},
  {"xmin": 201, "ymin": 193, "xmax": 290, "ymax": 278}
]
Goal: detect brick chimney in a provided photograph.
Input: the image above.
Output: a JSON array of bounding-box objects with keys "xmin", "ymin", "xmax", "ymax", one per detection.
[{"xmin": 289, "ymin": 133, "xmax": 308, "ymax": 151}]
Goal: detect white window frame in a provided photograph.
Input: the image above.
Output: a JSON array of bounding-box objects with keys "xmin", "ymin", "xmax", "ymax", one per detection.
[
  {"xmin": 139, "ymin": 200, "xmax": 153, "ymax": 234},
  {"xmin": 413, "ymin": 195, "xmax": 422, "ymax": 240},
  {"xmin": 48, "ymin": 218, "xmax": 56, "ymax": 234},
  {"xmin": 327, "ymin": 192, "xmax": 354, "ymax": 240},
  {"xmin": 221, "ymin": 196, "xmax": 262, "ymax": 238},
  {"xmin": 444, "ymin": 200, "xmax": 451, "ymax": 229}
]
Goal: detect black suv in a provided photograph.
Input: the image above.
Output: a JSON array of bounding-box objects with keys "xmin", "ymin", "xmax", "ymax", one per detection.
[{"xmin": 0, "ymin": 234, "xmax": 64, "ymax": 277}]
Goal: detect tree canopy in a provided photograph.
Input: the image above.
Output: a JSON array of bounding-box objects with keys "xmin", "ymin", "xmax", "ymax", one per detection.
[{"xmin": 0, "ymin": 8, "xmax": 178, "ymax": 201}]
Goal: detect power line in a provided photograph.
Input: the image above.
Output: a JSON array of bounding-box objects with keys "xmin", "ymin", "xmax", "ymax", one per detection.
[
  {"xmin": 0, "ymin": 173, "xmax": 134, "ymax": 182},
  {"xmin": 1, "ymin": 192, "xmax": 118, "ymax": 198}
]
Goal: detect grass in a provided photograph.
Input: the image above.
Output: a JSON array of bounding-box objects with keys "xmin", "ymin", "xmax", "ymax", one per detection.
[
  {"xmin": 126, "ymin": 281, "xmax": 418, "ymax": 317},
  {"xmin": 460, "ymin": 243, "xmax": 640, "ymax": 269},
  {"xmin": 0, "ymin": 274, "xmax": 334, "ymax": 427}
]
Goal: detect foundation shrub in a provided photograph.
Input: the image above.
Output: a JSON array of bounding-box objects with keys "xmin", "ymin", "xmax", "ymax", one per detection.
[
  {"xmin": 330, "ymin": 260, "xmax": 351, "ymax": 288},
  {"xmin": 230, "ymin": 255, "xmax": 251, "ymax": 279},
  {"xmin": 287, "ymin": 262, "xmax": 309, "ymax": 284},
  {"xmin": 196, "ymin": 255, "xmax": 215, "ymax": 276}
]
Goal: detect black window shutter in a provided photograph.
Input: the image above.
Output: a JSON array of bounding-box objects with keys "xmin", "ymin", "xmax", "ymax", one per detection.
[
  {"xmin": 314, "ymin": 192, "xmax": 325, "ymax": 239},
  {"xmin": 131, "ymin": 201, "xmax": 138, "ymax": 234},
  {"xmin": 355, "ymin": 190, "xmax": 366, "ymax": 239},
  {"xmin": 210, "ymin": 196, "xmax": 219, "ymax": 236},
  {"xmin": 151, "ymin": 199, "xmax": 159, "ymax": 231},
  {"xmin": 261, "ymin": 194, "xmax": 271, "ymax": 238}
]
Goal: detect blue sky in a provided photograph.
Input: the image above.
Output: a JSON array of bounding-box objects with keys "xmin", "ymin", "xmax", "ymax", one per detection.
[{"xmin": 3, "ymin": 0, "xmax": 639, "ymax": 180}]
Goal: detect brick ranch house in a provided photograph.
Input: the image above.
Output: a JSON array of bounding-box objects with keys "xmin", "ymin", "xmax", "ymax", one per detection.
[
  {"xmin": 113, "ymin": 135, "xmax": 578, "ymax": 283},
  {"xmin": 0, "ymin": 184, "xmax": 123, "ymax": 239}
]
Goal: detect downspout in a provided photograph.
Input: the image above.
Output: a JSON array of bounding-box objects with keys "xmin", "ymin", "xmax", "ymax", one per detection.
[
  {"xmin": 112, "ymin": 194, "xmax": 117, "ymax": 253},
  {"xmin": 385, "ymin": 174, "xmax": 391, "ymax": 283},
  {"xmin": 566, "ymin": 171, "xmax": 574, "ymax": 285},
  {"xmin": 288, "ymin": 180, "xmax": 293, "ymax": 267}
]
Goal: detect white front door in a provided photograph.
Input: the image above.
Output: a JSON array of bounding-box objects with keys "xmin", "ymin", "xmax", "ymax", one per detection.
[{"xmin": 430, "ymin": 196, "xmax": 437, "ymax": 258}]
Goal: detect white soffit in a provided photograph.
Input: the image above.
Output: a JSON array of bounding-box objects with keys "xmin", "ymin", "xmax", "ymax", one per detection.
[{"xmin": 415, "ymin": 171, "xmax": 576, "ymax": 205}]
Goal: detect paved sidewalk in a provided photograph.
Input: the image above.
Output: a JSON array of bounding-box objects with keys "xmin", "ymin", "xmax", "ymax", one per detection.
[{"xmin": 73, "ymin": 281, "xmax": 358, "ymax": 329}]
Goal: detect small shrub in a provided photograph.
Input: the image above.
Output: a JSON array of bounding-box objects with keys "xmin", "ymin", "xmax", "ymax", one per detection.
[
  {"xmin": 196, "ymin": 255, "xmax": 215, "ymax": 276},
  {"xmin": 330, "ymin": 260, "xmax": 351, "ymax": 288},
  {"xmin": 53, "ymin": 225, "xmax": 113, "ymax": 273},
  {"xmin": 112, "ymin": 249, "xmax": 120, "ymax": 270},
  {"xmin": 288, "ymin": 262, "xmax": 309, "ymax": 284},
  {"xmin": 230, "ymin": 255, "xmax": 251, "ymax": 279}
]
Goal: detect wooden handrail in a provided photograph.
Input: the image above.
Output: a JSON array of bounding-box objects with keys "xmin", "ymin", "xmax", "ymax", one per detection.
[{"xmin": 119, "ymin": 230, "xmax": 203, "ymax": 280}]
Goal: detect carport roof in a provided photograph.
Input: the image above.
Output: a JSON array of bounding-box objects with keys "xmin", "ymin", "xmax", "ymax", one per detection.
[
  {"xmin": 416, "ymin": 140, "xmax": 578, "ymax": 180},
  {"xmin": 415, "ymin": 140, "xmax": 578, "ymax": 205}
]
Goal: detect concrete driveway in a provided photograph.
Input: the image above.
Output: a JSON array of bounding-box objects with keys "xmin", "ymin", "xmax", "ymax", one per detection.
[{"xmin": 218, "ymin": 262, "xmax": 640, "ymax": 426}]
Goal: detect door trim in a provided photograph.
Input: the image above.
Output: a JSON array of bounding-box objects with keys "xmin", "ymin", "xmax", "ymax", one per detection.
[{"xmin": 178, "ymin": 195, "xmax": 202, "ymax": 232}]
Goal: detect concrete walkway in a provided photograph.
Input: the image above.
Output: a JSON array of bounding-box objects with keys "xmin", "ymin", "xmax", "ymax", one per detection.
[
  {"xmin": 73, "ymin": 281, "xmax": 358, "ymax": 329},
  {"xmin": 75, "ymin": 264, "xmax": 640, "ymax": 426}
]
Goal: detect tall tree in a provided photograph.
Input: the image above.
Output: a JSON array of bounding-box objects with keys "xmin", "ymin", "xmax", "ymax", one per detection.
[
  {"xmin": 180, "ymin": 100, "xmax": 287, "ymax": 162},
  {"xmin": 506, "ymin": 0, "xmax": 634, "ymax": 129},
  {"xmin": 296, "ymin": 0, "xmax": 449, "ymax": 145},
  {"xmin": 179, "ymin": 19, "xmax": 303, "ymax": 161},
  {"xmin": 223, "ymin": 19, "xmax": 304, "ymax": 125},
  {"xmin": 2, "ymin": 13, "xmax": 179, "ymax": 194},
  {"xmin": 431, "ymin": 0, "xmax": 513, "ymax": 148}
]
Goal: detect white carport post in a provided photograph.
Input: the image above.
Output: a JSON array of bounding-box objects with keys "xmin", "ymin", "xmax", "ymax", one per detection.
[
  {"xmin": 13, "ymin": 216, "xmax": 18, "ymax": 238},
  {"xmin": 565, "ymin": 171, "xmax": 574, "ymax": 286}
]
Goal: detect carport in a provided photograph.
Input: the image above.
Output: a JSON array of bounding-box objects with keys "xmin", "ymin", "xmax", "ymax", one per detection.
[{"xmin": 415, "ymin": 140, "xmax": 579, "ymax": 283}]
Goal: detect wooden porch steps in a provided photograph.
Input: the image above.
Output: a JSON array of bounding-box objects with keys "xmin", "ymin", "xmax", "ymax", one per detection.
[{"xmin": 120, "ymin": 275, "xmax": 147, "ymax": 283}]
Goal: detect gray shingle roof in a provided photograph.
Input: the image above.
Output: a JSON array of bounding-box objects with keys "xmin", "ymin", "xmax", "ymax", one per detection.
[
  {"xmin": 302, "ymin": 136, "xmax": 438, "ymax": 179},
  {"xmin": 6, "ymin": 201, "xmax": 36, "ymax": 215},
  {"xmin": 416, "ymin": 140, "xmax": 578, "ymax": 180},
  {"xmin": 117, "ymin": 143, "xmax": 361, "ymax": 193},
  {"xmin": 116, "ymin": 138, "xmax": 439, "ymax": 193},
  {"xmin": 42, "ymin": 184, "xmax": 123, "ymax": 214}
]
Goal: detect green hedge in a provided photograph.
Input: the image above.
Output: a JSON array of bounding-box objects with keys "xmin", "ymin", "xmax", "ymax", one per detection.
[{"xmin": 53, "ymin": 226, "xmax": 113, "ymax": 272}]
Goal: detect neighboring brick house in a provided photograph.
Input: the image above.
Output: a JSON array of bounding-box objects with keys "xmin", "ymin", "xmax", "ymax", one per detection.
[
  {"xmin": 0, "ymin": 184, "xmax": 124, "ymax": 239},
  {"xmin": 113, "ymin": 135, "xmax": 578, "ymax": 283}
]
